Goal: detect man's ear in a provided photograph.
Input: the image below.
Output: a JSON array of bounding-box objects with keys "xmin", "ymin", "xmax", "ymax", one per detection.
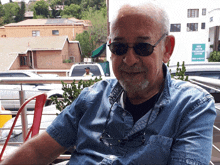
[
  {"xmin": 163, "ymin": 35, "xmax": 175, "ymax": 63},
  {"xmin": 107, "ymin": 36, "xmax": 111, "ymax": 44}
]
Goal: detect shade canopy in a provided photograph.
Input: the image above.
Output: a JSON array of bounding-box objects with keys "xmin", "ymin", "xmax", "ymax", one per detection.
[{"xmin": 91, "ymin": 43, "xmax": 106, "ymax": 58}]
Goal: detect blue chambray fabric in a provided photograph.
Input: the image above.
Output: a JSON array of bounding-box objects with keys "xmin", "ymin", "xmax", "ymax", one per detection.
[{"xmin": 46, "ymin": 64, "xmax": 216, "ymax": 165}]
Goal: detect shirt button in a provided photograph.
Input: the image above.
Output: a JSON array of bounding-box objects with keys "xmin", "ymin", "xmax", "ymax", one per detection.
[{"xmin": 123, "ymin": 112, "xmax": 126, "ymax": 116}]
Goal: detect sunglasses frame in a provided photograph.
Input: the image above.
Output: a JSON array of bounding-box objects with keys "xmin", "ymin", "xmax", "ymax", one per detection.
[{"xmin": 108, "ymin": 33, "xmax": 168, "ymax": 56}]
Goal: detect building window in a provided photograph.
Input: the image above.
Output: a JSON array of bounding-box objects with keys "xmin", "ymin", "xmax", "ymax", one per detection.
[
  {"xmin": 170, "ymin": 24, "xmax": 181, "ymax": 32},
  {"xmin": 20, "ymin": 56, "xmax": 27, "ymax": 66},
  {"xmin": 210, "ymin": 17, "xmax": 213, "ymax": 22},
  {"xmin": 52, "ymin": 30, "xmax": 59, "ymax": 35},
  {"xmin": 187, "ymin": 23, "xmax": 198, "ymax": 31},
  {"xmin": 202, "ymin": 8, "xmax": 206, "ymax": 15},
  {"xmin": 187, "ymin": 9, "xmax": 199, "ymax": 18},
  {"xmin": 201, "ymin": 23, "xmax": 205, "ymax": 29},
  {"xmin": 32, "ymin": 30, "xmax": 40, "ymax": 37},
  {"xmin": 69, "ymin": 56, "xmax": 75, "ymax": 63}
]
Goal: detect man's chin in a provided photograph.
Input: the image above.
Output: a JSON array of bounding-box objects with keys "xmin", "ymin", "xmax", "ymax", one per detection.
[{"xmin": 119, "ymin": 79, "xmax": 149, "ymax": 94}]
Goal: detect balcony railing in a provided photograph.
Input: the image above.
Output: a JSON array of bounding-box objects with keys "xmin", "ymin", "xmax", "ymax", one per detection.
[{"xmin": 0, "ymin": 76, "xmax": 220, "ymax": 164}]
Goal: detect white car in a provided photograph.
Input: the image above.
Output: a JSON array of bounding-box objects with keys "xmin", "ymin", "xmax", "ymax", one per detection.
[
  {"xmin": 69, "ymin": 63, "xmax": 107, "ymax": 77},
  {"xmin": 0, "ymin": 71, "xmax": 63, "ymax": 110},
  {"xmin": 168, "ymin": 62, "xmax": 220, "ymax": 79}
]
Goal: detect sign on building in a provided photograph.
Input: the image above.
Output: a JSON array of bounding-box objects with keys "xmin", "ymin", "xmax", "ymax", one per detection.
[{"xmin": 192, "ymin": 44, "xmax": 205, "ymax": 62}]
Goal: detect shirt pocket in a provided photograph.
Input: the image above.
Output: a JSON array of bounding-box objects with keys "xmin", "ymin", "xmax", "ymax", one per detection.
[{"xmin": 126, "ymin": 135, "xmax": 173, "ymax": 165}]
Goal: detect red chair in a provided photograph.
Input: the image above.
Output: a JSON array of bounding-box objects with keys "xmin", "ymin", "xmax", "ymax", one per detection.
[{"xmin": 0, "ymin": 93, "xmax": 47, "ymax": 161}]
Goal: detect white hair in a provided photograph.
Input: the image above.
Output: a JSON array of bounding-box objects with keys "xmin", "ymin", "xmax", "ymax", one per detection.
[{"xmin": 110, "ymin": 0, "xmax": 170, "ymax": 37}]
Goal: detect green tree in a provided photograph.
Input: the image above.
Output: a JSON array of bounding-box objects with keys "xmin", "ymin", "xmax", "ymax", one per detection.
[
  {"xmin": 48, "ymin": 0, "xmax": 62, "ymax": 18},
  {"xmin": 64, "ymin": 0, "xmax": 81, "ymax": 6},
  {"xmin": 80, "ymin": 0, "xmax": 105, "ymax": 10},
  {"xmin": 79, "ymin": 5, "xmax": 107, "ymax": 55},
  {"xmin": 15, "ymin": 1, "xmax": 25, "ymax": 22},
  {"xmin": 26, "ymin": 1, "xmax": 36, "ymax": 12},
  {"xmin": 0, "ymin": 1, "xmax": 4, "ymax": 16},
  {"xmin": 0, "ymin": 2, "xmax": 4, "ymax": 25},
  {"xmin": 3, "ymin": 2, "xmax": 20, "ymax": 24},
  {"xmin": 75, "ymin": 31, "xmax": 95, "ymax": 58},
  {"xmin": 34, "ymin": 0, "xmax": 50, "ymax": 18},
  {"xmin": 61, "ymin": 4, "xmax": 81, "ymax": 18}
]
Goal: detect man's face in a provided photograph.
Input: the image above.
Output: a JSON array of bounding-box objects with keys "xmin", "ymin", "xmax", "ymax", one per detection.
[
  {"xmin": 111, "ymin": 14, "xmax": 165, "ymax": 97},
  {"xmin": 85, "ymin": 69, "xmax": 90, "ymax": 74}
]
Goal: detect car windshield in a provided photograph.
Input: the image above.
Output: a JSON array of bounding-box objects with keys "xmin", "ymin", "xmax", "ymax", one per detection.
[{"xmin": 71, "ymin": 65, "xmax": 102, "ymax": 77}]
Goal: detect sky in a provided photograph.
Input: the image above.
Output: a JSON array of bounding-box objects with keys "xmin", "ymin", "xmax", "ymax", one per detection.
[{"xmin": 1, "ymin": 0, "xmax": 29, "ymax": 4}]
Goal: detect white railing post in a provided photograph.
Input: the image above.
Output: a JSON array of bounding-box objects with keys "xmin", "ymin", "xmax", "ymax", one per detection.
[{"xmin": 19, "ymin": 84, "xmax": 28, "ymax": 141}]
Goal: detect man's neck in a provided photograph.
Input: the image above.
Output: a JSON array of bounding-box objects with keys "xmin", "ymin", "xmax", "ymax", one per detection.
[{"xmin": 126, "ymin": 79, "xmax": 164, "ymax": 105}]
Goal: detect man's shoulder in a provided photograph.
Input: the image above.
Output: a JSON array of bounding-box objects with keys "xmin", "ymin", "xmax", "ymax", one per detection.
[
  {"xmin": 91, "ymin": 78, "xmax": 118, "ymax": 90},
  {"xmin": 169, "ymin": 78, "xmax": 214, "ymax": 102}
]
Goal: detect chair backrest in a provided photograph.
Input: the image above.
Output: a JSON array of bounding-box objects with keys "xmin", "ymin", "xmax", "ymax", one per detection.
[{"xmin": 0, "ymin": 93, "xmax": 47, "ymax": 161}]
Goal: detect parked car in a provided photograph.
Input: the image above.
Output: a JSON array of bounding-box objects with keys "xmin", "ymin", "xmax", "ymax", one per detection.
[
  {"xmin": 168, "ymin": 62, "xmax": 220, "ymax": 79},
  {"xmin": 68, "ymin": 63, "xmax": 106, "ymax": 77},
  {"xmin": 168, "ymin": 62, "xmax": 220, "ymax": 102},
  {"xmin": 0, "ymin": 71, "xmax": 63, "ymax": 110}
]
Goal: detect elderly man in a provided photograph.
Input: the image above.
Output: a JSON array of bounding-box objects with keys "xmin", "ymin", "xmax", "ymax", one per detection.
[{"xmin": 0, "ymin": 1, "xmax": 216, "ymax": 165}]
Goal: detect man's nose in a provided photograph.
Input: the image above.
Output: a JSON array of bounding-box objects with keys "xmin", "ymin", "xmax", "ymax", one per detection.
[{"xmin": 122, "ymin": 47, "xmax": 140, "ymax": 66}]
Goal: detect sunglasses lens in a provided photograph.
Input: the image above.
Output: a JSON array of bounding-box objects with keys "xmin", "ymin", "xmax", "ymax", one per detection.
[
  {"xmin": 109, "ymin": 43, "xmax": 128, "ymax": 56},
  {"xmin": 134, "ymin": 43, "xmax": 154, "ymax": 56}
]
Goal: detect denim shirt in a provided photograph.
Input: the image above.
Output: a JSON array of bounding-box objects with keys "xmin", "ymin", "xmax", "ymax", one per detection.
[{"xmin": 46, "ymin": 65, "xmax": 216, "ymax": 165}]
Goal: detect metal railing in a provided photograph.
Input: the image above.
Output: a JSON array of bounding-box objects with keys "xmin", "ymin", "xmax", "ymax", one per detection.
[
  {"xmin": 0, "ymin": 76, "xmax": 220, "ymax": 164},
  {"xmin": 188, "ymin": 76, "xmax": 220, "ymax": 165}
]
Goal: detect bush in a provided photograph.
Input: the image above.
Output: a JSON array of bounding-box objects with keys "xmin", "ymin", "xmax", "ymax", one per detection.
[
  {"xmin": 168, "ymin": 61, "xmax": 188, "ymax": 81},
  {"xmin": 63, "ymin": 59, "xmax": 72, "ymax": 63},
  {"xmin": 51, "ymin": 77, "xmax": 102, "ymax": 111},
  {"xmin": 208, "ymin": 51, "xmax": 220, "ymax": 62}
]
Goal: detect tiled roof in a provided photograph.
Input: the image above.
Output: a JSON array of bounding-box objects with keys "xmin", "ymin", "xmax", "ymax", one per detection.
[
  {"xmin": 0, "ymin": 36, "xmax": 68, "ymax": 71},
  {"xmin": 4, "ymin": 18, "xmax": 86, "ymax": 27}
]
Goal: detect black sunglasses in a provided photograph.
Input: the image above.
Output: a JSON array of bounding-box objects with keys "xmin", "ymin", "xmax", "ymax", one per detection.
[{"xmin": 108, "ymin": 33, "xmax": 168, "ymax": 56}]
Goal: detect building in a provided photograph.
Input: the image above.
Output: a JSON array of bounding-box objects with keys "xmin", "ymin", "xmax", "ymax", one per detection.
[
  {"xmin": 107, "ymin": 0, "xmax": 220, "ymax": 66},
  {"xmin": 0, "ymin": 36, "xmax": 81, "ymax": 76},
  {"xmin": 0, "ymin": 18, "xmax": 90, "ymax": 40}
]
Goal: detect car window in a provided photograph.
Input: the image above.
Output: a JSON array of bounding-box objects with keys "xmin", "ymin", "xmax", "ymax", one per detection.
[
  {"xmin": 11, "ymin": 73, "xmax": 30, "ymax": 77},
  {"xmin": 0, "ymin": 73, "xmax": 12, "ymax": 77},
  {"xmin": 71, "ymin": 65, "xmax": 101, "ymax": 77}
]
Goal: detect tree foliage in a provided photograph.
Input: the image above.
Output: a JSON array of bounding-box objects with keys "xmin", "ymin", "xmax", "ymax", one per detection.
[
  {"xmin": 60, "ymin": 4, "xmax": 81, "ymax": 18},
  {"xmin": 33, "ymin": 0, "xmax": 50, "ymax": 18},
  {"xmin": 76, "ymin": 5, "xmax": 107, "ymax": 58},
  {"xmin": 0, "ymin": 2, "xmax": 4, "ymax": 17},
  {"xmin": 75, "ymin": 31, "xmax": 94, "ymax": 58},
  {"xmin": 80, "ymin": 0, "xmax": 105, "ymax": 10},
  {"xmin": 3, "ymin": 2, "xmax": 20, "ymax": 24},
  {"xmin": 15, "ymin": 1, "xmax": 25, "ymax": 22},
  {"xmin": 0, "ymin": 2, "xmax": 4, "ymax": 26},
  {"xmin": 208, "ymin": 51, "xmax": 220, "ymax": 62}
]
